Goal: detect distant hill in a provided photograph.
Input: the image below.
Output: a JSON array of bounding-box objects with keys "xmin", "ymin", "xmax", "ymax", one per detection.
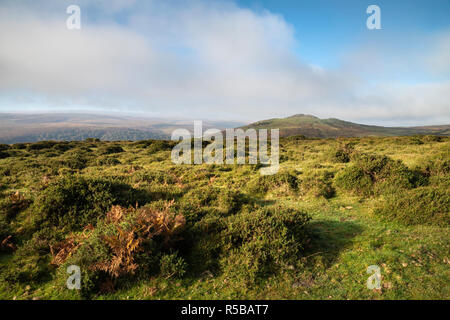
[
  {"xmin": 0, "ymin": 113, "xmax": 245, "ymax": 144},
  {"xmin": 238, "ymin": 114, "xmax": 450, "ymax": 138},
  {"xmin": 1, "ymin": 113, "xmax": 448, "ymax": 143}
]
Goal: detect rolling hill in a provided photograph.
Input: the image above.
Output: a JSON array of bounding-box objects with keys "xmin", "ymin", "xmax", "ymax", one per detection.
[
  {"xmin": 239, "ymin": 114, "xmax": 450, "ymax": 138},
  {"xmin": 0, "ymin": 113, "xmax": 244, "ymax": 144},
  {"xmin": 1, "ymin": 113, "xmax": 449, "ymax": 144}
]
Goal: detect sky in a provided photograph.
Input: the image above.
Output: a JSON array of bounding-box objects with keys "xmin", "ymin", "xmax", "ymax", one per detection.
[{"xmin": 0, "ymin": 0, "xmax": 449, "ymax": 126}]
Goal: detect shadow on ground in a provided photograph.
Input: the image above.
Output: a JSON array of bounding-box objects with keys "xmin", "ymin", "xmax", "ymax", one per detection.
[{"xmin": 303, "ymin": 219, "xmax": 364, "ymax": 269}]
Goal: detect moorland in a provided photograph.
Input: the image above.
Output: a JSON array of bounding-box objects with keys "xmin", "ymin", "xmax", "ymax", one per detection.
[{"xmin": 0, "ymin": 134, "xmax": 448, "ymax": 299}]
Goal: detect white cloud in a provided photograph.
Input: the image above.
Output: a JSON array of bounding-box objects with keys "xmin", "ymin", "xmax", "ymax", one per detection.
[
  {"xmin": 427, "ymin": 30, "xmax": 450, "ymax": 75},
  {"xmin": 0, "ymin": 0, "xmax": 448, "ymax": 125}
]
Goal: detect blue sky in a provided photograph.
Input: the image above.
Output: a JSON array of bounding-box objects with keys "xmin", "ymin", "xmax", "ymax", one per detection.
[
  {"xmin": 0, "ymin": 0, "xmax": 449, "ymax": 125},
  {"xmin": 238, "ymin": 0, "xmax": 450, "ymax": 68}
]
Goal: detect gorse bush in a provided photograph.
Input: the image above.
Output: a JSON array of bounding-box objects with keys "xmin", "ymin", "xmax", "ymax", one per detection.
[
  {"xmin": 422, "ymin": 135, "xmax": 443, "ymax": 143},
  {"xmin": 1, "ymin": 136, "xmax": 448, "ymax": 299},
  {"xmin": 51, "ymin": 203, "xmax": 186, "ymax": 296},
  {"xmin": 420, "ymin": 153, "xmax": 449, "ymax": 177},
  {"xmin": 52, "ymin": 142, "xmax": 73, "ymax": 152},
  {"xmin": 247, "ymin": 171, "xmax": 298, "ymax": 194},
  {"xmin": 61, "ymin": 151, "xmax": 89, "ymax": 170},
  {"xmin": 184, "ymin": 203, "xmax": 310, "ymax": 284},
  {"xmin": 220, "ymin": 205, "xmax": 310, "ymax": 284},
  {"xmin": 0, "ymin": 151, "xmax": 9, "ymax": 159},
  {"xmin": 299, "ymin": 171, "xmax": 335, "ymax": 199},
  {"xmin": 216, "ymin": 188, "xmax": 246, "ymax": 214},
  {"xmin": 328, "ymin": 143, "xmax": 355, "ymax": 163},
  {"xmin": 96, "ymin": 156, "xmax": 121, "ymax": 166},
  {"xmin": 100, "ymin": 145, "xmax": 124, "ymax": 155},
  {"xmin": 0, "ymin": 191, "xmax": 31, "ymax": 221},
  {"xmin": 375, "ymin": 187, "xmax": 450, "ymax": 226},
  {"xmin": 131, "ymin": 170, "xmax": 177, "ymax": 185},
  {"xmin": 334, "ymin": 152, "xmax": 426, "ymax": 196},
  {"xmin": 34, "ymin": 176, "xmax": 152, "ymax": 231},
  {"xmin": 334, "ymin": 165, "xmax": 373, "ymax": 196},
  {"xmin": 26, "ymin": 141, "xmax": 57, "ymax": 151},
  {"xmin": 159, "ymin": 252, "xmax": 187, "ymax": 279},
  {"xmin": 11, "ymin": 143, "xmax": 27, "ymax": 150},
  {"xmin": 147, "ymin": 140, "xmax": 174, "ymax": 153},
  {"xmin": 1, "ymin": 235, "xmax": 52, "ymax": 283},
  {"xmin": 35, "ymin": 177, "xmax": 116, "ymax": 231},
  {"xmin": 178, "ymin": 186, "xmax": 246, "ymax": 223}
]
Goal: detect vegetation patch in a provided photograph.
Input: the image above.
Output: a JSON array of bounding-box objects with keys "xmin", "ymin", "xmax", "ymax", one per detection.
[
  {"xmin": 375, "ymin": 187, "xmax": 450, "ymax": 226},
  {"xmin": 334, "ymin": 152, "xmax": 426, "ymax": 196},
  {"xmin": 0, "ymin": 136, "xmax": 449, "ymax": 300},
  {"xmin": 34, "ymin": 176, "xmax": 151, "ymax": 231},
  {"xmin": 51, "ymin": 203, "xmax": 185, "ymax": 297}
]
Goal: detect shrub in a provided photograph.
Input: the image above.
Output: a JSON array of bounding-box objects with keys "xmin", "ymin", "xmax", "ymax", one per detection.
[
  {"xmin": 61, "ymin": 152, "xmax": 89, "ymax": 170},
  {"xmin": 26, "ymin": 141, "xmax": 57, "ymax": 151},
  {"xmin": 96, "ymin": 157, "xmax": 121, "ymax": 166},
  {"xmin": 299, "ymin": 171, "xmax": 335, "ymax": 199},
  {"xmin": 216, "ymin": 189, "xmax": 246, "ymax": 214},
  {"xmin": 334, "ymin": 166, "xmax": 373, "ymax": 196},
  {"xmin": 34, "ymin": 176, "xmax": 148, "ymax": 231},
  {"xmin": 220, "ymin": 206, "xmax": 310, "ymax": 284},
  {"xmin": 0, "ymin": 151, "xmax": 10, "ymax": 159},
  {"xmin": 422, "ymin": 135, "xmax": 443, "ymax": 143},
  {"xmin": 0, "ymin": 167, "xmax": 10, "ymax": 176},
  {"xmin": 148, "ymin": 140, "xmax": 173, "ymax": 154},
  {"xmin": 248, "ymin": 171, "xmax": 298, "ymax": 194},
  {"xmin": 51, "ymin": 204, "xmax": 185, "ymax": 296},
  {"xmin": 334, "ymin": 153, "xmax": 426, "ymax": 196},
  {"xmin": 131, "ymin": 170, "xmax": 177, "ymax": 185},
  {"xmin": 160, "ymin": 252, "xmax": 187, "ymax": 279},
  {"xmin": 313, "ymin": 179, "xmax": 335, "ymax": 199},
  {"xmin": 328, "ymin": 143, "xmax": 355, "ymax": 163},
  {"xmin": 2, "ymin": 235, "xmax": 52, "ymax": 283},
  {"xmin": 52, "ymin": 142, "xmax": 73, "ymax": 152},
  {"xmin": 11, "ymin": 143, "xmax": 27, "ymax": 150},
  {"xmin": 100, "ymin": 145, "xmax": 124, "ymax": 155},
  {"xmin": 0, "ymin": 191, "xmax": 31, "ymax": 220},
  {"xmin": 375, "ymin": 187, "xmax": 449, "ymax": 226},
  {"xmin": 420, "ymin": 153, "xmax": 449, "ymax": 177}
]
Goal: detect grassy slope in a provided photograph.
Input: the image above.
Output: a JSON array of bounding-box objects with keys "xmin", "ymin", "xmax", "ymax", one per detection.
[
  {"xmin": 0, "ymin": 136, "xmax": 449, "ymax": 300},
  {"xmin": 240, "ymin": 114, "xmax": 450, "ymax": 138}
]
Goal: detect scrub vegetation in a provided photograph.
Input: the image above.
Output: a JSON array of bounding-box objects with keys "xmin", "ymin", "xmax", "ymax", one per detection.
[{"xmin": 0, "ymin": 135, "xmax": 448, "ymax": 299}]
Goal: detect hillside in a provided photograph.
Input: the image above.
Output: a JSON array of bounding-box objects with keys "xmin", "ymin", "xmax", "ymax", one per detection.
[
  {"xmin": 239, "ymin": 114, "xmax": 450, "ymax": 138},
  {"xmin": 2, "ymin": 113, "xmax": 449, "ymax": 144},
  {"xmin": 0, "ymin": 135, "xmax": 449, "ymax": 299},
  {"xmin": 0, "ymin": 113, "xmax": 244, "ymax": 144}
]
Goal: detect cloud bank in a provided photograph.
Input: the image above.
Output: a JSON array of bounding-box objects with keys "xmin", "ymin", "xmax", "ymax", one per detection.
[{"xmin": 0, "ymin": 0, "xmax": 449, "ymax": 125}]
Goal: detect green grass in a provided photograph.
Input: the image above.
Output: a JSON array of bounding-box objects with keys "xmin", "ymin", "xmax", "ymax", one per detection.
[{"xmin": 0, "ymin": 136, "xmax": 448, "ymax": 299}]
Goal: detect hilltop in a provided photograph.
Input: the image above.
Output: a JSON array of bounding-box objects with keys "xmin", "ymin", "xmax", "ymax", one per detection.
[{"xmin": 239, "ymin": 114, "xmax": 450, "ymax": 138}]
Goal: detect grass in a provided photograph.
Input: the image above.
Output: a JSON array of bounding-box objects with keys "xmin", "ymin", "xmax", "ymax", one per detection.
[{"xmin": 0, "ymin": 136, "xmax": 448, "ymax": 300}]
